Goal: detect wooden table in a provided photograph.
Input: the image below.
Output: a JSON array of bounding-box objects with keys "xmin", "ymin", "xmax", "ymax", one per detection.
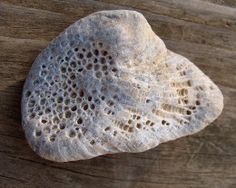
[{"xmin": 0, "ymin": 0, "xmax": 236, "ymax": 187}]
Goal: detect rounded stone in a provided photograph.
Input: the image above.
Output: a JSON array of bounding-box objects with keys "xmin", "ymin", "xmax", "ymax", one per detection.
[{"xmin": 21, "ymin": 10, "xmax": 223, "ymax": 162}]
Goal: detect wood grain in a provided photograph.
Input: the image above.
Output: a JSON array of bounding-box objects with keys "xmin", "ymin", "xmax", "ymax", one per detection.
[{"xmin": 0, "ymin": 0, "xmax": 236, "ymax": 187}]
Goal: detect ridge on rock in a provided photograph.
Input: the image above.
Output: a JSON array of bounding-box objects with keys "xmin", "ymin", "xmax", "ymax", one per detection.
[{"xmin": 21, "ymin": 10, "xmax": 224, "ymax": 162}]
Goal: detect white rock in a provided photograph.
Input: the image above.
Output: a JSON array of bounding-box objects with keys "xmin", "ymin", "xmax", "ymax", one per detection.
[{"xmin": 21, "ymin": 10, "xmax": 224, "ymax": 162}]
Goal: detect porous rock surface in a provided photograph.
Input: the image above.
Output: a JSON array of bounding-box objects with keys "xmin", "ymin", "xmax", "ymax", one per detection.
[{"xmin": 21, "ymin": 10, "xmax": 224, "ymax": 162}]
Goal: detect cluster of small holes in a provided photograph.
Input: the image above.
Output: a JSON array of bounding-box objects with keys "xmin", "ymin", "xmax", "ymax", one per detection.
[
  {"xmin": 111, "ymin": 111, "xmax": 157, "ymax": 136},
  {"xmin": 163, "ymin": 63, "xmax": 206, "ymax": 127},
  {"xmin": 24, "ymin": 33, "xmax": 210, "ymax": 145},
  {"xmin": 151, "ymin": 99, "xmax": 202, "ymax": 127},
  {"xmin": 142, "ymin": 62, "xmax": 207, "ymax": 128},
  {"xmin": 161, "ymin": 120, "xmax": 169, "ymax": 126},
  {"xmin": 25, "ymin": 40, "xmax": 119, "ymax": 143},
  {"xmin": 73, "ymin": 41, "xmax": 118, "ymax": 80}
]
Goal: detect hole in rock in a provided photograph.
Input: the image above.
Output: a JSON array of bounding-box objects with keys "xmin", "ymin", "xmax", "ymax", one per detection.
[
  {"xmin": 61, "ymin": 67, "xmax": 66, "ymax": 73},
  {"xmin": 35, "ymin": 130, "xmax": 41, "ymax": 137},
  {"xmin": 98, "ymin": 42, "xmax": 103, "ymax": 47},
  {"xmin": 186, "ymin": 110, "xmax": 192, "ymax": 115},
  {"xmin": 196, "ymin": 100, "xmax": 200, "ymax": 105},
  {"xmin": 56, "ymin": 105, "xmax": 63, "ymax": 113},
  {"xmin": 88, "ymin": 96, "xmax": 92, "ymax": 101},
  {"xmin": 65, "ymin": 111, "xmax": 71, "ymax": 118},
  {"xmin": 44, "ymin": 126, "xmax": 50, "ymax": 134},
  {"xmin": 64, "ymin": 99, "xmax": 70, "ymax": 105},
  {"xmin": 25, "ymin": 91, "xmax": 31, "ymax": 98},
  {"xmin": 30, "ymin": 113, "xmax": 36, "ymax": 119},
  {"xmin": 50, "ymin": 134, "xmax": 56, "ymax": 142},
  {"xmin": 113, "ymin": 131, "xmax": 117, "ymax": 136},
  {"xmin": 79, "ymin": 90, "xmax": 84, "ymax": 97},
  {"xmin": 96, "ymin": 72, "xmax": 102, "ymax": 78},
  {"xmin": 90, "ymin": 140, "xmax": 95, "ymax": 145},
  {"xmin": 72, "ymin": 84, "xmax": 77, "ymax": 88},
  {"xmin": 71, "ymin": 106, "xmax": 77, "ymax": 111},
  {"xmin": 90, "ymin": 104, "xmax": 95, "ymax": 110},
  {"xmin": 70, "ymin": 61, "xmax": 77, "ymax": 68},
  {"xmin": 57, "ymin": 97, "xmax": 63, "ymax": 103},
  {"xmin": 136, "ymin": 123, "xmax": 142, "ymax": 129},
  {"xmin": 86, "ymin": 64, "xmax": 93, "ymax": 70},
  {"xmin": 150, "ymin": 122, "xmax": 155, "ymax": 126},
  {"xmin": 59, "ymin": 123, "xmax": 66, "ymax": 130},
  {"xmin": 83, "ymin": 104, "xmax": 88, "ymax": 111},
  {"xmin": 70, "ymin": 74, "xmax": 76, "ymax": 80},
  {"xmin": 53, "ymin": 116, "xmax": 60, "ymax": 124},
  {"xmin": 112, "ymin": 68, "xmax": 117, "ymax": 72},
  {"xmin": 107, "ymin": 100, "xmax": 114, "ymax": 107},
  {"xmin": 78, "ymin": 68, "xmax": 83, "ymax": 72},
  {"xmin": 28, "ymin": 100, "xmax": 35, "ymax": 108},
  {"xmin": 128, "ymin": 127, "xmax": 134, "ymax": 133},
  {"xmin": 38, "ymin": 111, "xmax": 43, "ymax": 116},
  {"xmin": 78, "ymin": 53, "xmax": 84, "ymax": 59},
  {"xmin": 41, "ymin": 119, "xmax": 47, "ymax": 124},
  {"xmin": 94, "ymin": 64, "xmax": 99, "ymax": 71},
  {"xmin": 94, "ymin": 58, "xmax": 98, "ymax": 63},
  {"xmin": 74, "ymin": 48, "xmax": 78, "ymax": 52},
  {"xmin": 94, "ymin": 49, "xmax": 99, "ymax": 56},
  {"xmin": 100, "ymin": 57, "xmax": 106, "ymax": 64},
  {"xmin": 124, "ymin": 125, "xmax": 129, "ymax": 131},
  {"xmin": 77, "ymin": 118, "xmax": 83, "ymax": 124},
  {"xmin": 40, "ymin": 98, "xmax": 46, "ymax": 105},
  {"xmin": 102, "ymin": 65, "xmax": 108, "ymax": 71},
  {"xmin": 146, "ymin": 99, "xmax": 150, "ymax": 103},
  {"xmin": 87, "ymin": 52, "xmax": 92, "ymax": 58},
  {"xmin": 102, "ymin": 50, "xmax": 108, "ymax": 56},
  {"xmin": 183, "ymin": 99, "xmax": 188, "ymax": 104},
  {"xmin": 45, "ymin": 108, "xmax": 51, "ymax": 114},
  {"xmin": 71, "ymin": 92, "xmax": 77, "ymax": 98},
  {"xmin": 69, "ymin": 130, "xmax": 76, "ymax": 138}
]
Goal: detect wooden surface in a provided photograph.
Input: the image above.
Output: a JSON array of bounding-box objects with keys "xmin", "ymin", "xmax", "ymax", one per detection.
[{"xmin": 0, "ymin": 0, "xmax": 236, "ymax": 187}]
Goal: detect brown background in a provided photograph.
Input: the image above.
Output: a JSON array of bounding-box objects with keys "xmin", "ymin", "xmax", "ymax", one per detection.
[{"xmin": 0, "ymin": 0, "xmax": 236, "ymax": 187}]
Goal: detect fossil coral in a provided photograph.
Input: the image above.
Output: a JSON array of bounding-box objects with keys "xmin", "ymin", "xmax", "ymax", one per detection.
[{"xmin": 21, "ymin": 10, "xmax": 223, "ymax": 162}]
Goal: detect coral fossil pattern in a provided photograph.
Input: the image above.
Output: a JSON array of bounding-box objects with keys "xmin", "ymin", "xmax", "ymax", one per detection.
[{"xmin": 21, "ymin": 10, "xmax": 223, "ymax": 162}]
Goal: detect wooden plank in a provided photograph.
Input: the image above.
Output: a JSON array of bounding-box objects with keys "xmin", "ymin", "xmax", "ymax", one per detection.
[
  {"xmin": 205, "ymin": 0, "xmax": 236, "ymax": 7},
  {"xmin": 0, "ymin": 0, "xmax": 235, "ymax": 187}
]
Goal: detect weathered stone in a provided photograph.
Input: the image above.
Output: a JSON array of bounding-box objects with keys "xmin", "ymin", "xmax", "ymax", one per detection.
[{"xmin": 21, "ymin": 10, "xmax": 223, "ymax": 162}]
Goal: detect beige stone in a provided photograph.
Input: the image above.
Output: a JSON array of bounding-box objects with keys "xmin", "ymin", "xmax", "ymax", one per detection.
[{"xmin": 21, "ymin": 10, "xmax": 223, "ymax": 162}]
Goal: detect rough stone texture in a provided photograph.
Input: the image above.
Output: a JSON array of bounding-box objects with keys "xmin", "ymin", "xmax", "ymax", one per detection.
[
  {"xmin": 21, "ymin": 10, "xmax": 223, "ymax": 162},
  {"xmin": 1, "ymin": 0, "xmax": 236, "ymax": 187}
]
